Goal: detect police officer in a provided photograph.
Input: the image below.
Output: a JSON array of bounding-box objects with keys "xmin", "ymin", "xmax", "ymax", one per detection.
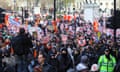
[{"xmin": 98, "ymin": 48, "xmax": 116, "ymax": 72}]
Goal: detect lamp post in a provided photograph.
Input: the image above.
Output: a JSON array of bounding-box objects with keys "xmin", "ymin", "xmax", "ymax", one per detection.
[
  {"xmin": 21, "ymin": 7, "xmax": 24, "ymax": 24},
  {"xmin": 54, "ymin": 0, "xmax": 56, "ymax": 21},
  {"xmin": 114, "ymin": 0, "xmax": 117, "ymax": 47},
  {"xmin": 114, "ymin": 0, "xmax": 117, "ymax": 49}
]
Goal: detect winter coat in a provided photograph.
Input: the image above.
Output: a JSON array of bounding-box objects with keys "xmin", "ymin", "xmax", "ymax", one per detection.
[
  {"xmin": 34, "ymin": 62, "xmax": 57, "ymax": 72},
  {"xmin": 113, "ymin": 61, "xmax": 120, "ymax": 72},
  {"xmin": 57, "ymin": 54, "xmax": 73, "ymax": 72},
  {"xmin": 48, "ymin": 57, "xmax": 59, "ymax": 72},
  {"xmin": 11, "ymin": 34, "xmax": 33, "ymax": 56}
]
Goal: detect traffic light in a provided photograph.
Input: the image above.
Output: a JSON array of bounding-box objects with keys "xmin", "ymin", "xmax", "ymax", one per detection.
[
  {"xmin": 106, "ymin": 16, "xmax": 114, "ymax": 29},
  {"xmin": 106, "ymin": 10, "xmax": 120, "ymax": 29},
  {"xmin": 115, "ymin": 10, "xmax": 120, "ymax": 28}
]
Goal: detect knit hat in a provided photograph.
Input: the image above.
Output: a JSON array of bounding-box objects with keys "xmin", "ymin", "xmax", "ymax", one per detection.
[
  {"xmin": 76, "ymin": 63, "xmax": 88, "ymax": 71},
  {"xmin": 80, "ymin": 55, "xmax": 88, "ymax": 63}
]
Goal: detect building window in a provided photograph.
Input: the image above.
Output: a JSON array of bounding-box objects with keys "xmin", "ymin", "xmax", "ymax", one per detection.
[{"xmin": 100, "ymin": 2, "xmax": 103, "ymax": 5}]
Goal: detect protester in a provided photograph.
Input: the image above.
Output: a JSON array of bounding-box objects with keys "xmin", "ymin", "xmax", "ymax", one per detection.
[
  {"xmin": 0, "ymin": 11, "xmax": 120, "ymax": 72},
  {"xmin": 34, "ymin": 51, "xmax": 57, "ymax": 72},
  {"xmin": 76, "ymin": 55, "xmax": 89, "ymax": 72},
  {"xmin": 11, "ymin": 27, "xmax": 33, "ymax": 72},
  {"xmin": 48, "ymin": 53, "xmax": 59, "ymax": 72},
  {"xmin": 57, "ymin": 48, "xmax": 73, "ymax": 72}
]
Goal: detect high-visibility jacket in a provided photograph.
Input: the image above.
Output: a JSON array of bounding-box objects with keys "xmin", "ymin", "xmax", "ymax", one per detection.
[
  {"xmin": 93, "ymin": 20, "xmax": 99, "ymax": 32},
  {"xmin": 98, "ymin": 54, "xmax": 116, "ymax": 72}
]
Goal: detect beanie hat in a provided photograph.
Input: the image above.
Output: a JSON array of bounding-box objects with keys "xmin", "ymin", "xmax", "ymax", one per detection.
[{"xmin": 76, "ymin": 63, "xmax": 88, "ymax": 71}]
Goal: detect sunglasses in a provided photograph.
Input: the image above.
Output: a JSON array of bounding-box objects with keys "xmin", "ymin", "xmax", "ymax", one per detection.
[{"xmin": 105, "ymin": 50, "xmax": 109, "ymax": 52}]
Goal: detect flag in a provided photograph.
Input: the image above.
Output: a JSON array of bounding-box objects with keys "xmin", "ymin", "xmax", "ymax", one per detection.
[{"xmin": 8, "ymin": 17, "xmax": 20, "ymax": 26}]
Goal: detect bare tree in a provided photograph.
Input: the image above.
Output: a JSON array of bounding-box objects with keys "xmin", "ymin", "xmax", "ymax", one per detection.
[{"xmin": 0, "ymin": 0, "xmax": 10, "ymax": 9}]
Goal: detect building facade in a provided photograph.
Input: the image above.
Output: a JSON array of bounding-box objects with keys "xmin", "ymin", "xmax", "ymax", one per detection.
[
  {"xmin": 73, "ymin": 0, "xmax": 119, "ymax": 16},
  {"xmin": 0, "ymin": 0, "xmax": 120, "ymax": 12}
]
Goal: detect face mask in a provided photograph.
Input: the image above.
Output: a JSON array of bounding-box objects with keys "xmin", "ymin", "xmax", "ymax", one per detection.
[{"xmin": 62, "ymin": 53, "xmax": 67, "ymax": 56}]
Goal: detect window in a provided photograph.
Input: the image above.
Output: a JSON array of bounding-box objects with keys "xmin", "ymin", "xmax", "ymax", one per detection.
[{"xmin": 100, "ymin": 2, "xmax": 103, "ymax": 5}]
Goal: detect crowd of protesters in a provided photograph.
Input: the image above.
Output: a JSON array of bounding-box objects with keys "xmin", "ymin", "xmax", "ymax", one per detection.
[{"xmin": 0, "ymin": 12, "xmax": 120, "ymax": 72}]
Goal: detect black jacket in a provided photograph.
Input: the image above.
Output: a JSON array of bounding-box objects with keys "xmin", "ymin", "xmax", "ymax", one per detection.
[
  {"xmin": 43, "ymin": 63, "xmax": 57, "ymax": 72},
  {"xmin": 57, "ymin": 54, "xmax": 73, "ymax": 72},
  {"xmin": 11, "ymin": 34, "xmax": 33, "ymax": 55},
  {"xmin": 114, "ymin": 61, "xmax": 120, "ymax": 72},
  {"xmin": 48, "ymin": 57, "xmax": 59, "ymax": 72},
  {"xmin": 34, "ymin": 62, "xmax": 57, "ymax": 72}
]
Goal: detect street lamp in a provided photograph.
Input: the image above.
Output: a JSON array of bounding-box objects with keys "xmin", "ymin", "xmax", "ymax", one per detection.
[
  {"xmin": 113, "ymin": 0, "xmax": 117, "ymax": 49},
  {"xmin": 21, "ymin": 7, "xmax": 24, "ymax": 24},
  {"xmin": 54, "ymin": 0, "xmax": 56, "ymax": 21}
]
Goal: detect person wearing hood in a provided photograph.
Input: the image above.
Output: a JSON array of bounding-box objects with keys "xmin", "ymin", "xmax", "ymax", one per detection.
[
  {"xmin": 98, "ymin": 48, "xmax": 116, "ymax": 72},
  {"xmin": 48, "ymin": 53, "xmax": 59, "ymax": 72},
  {"xmin": 72, "ymin": 48, "xmax": 80, "ymax": 65},
  {"xmin": 57, "ymin": 48, "xmax": 73, "ymax": 72},
  {"xmin": 76, "ymin": 55, "xmax": 89, "ymax": 72}
]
